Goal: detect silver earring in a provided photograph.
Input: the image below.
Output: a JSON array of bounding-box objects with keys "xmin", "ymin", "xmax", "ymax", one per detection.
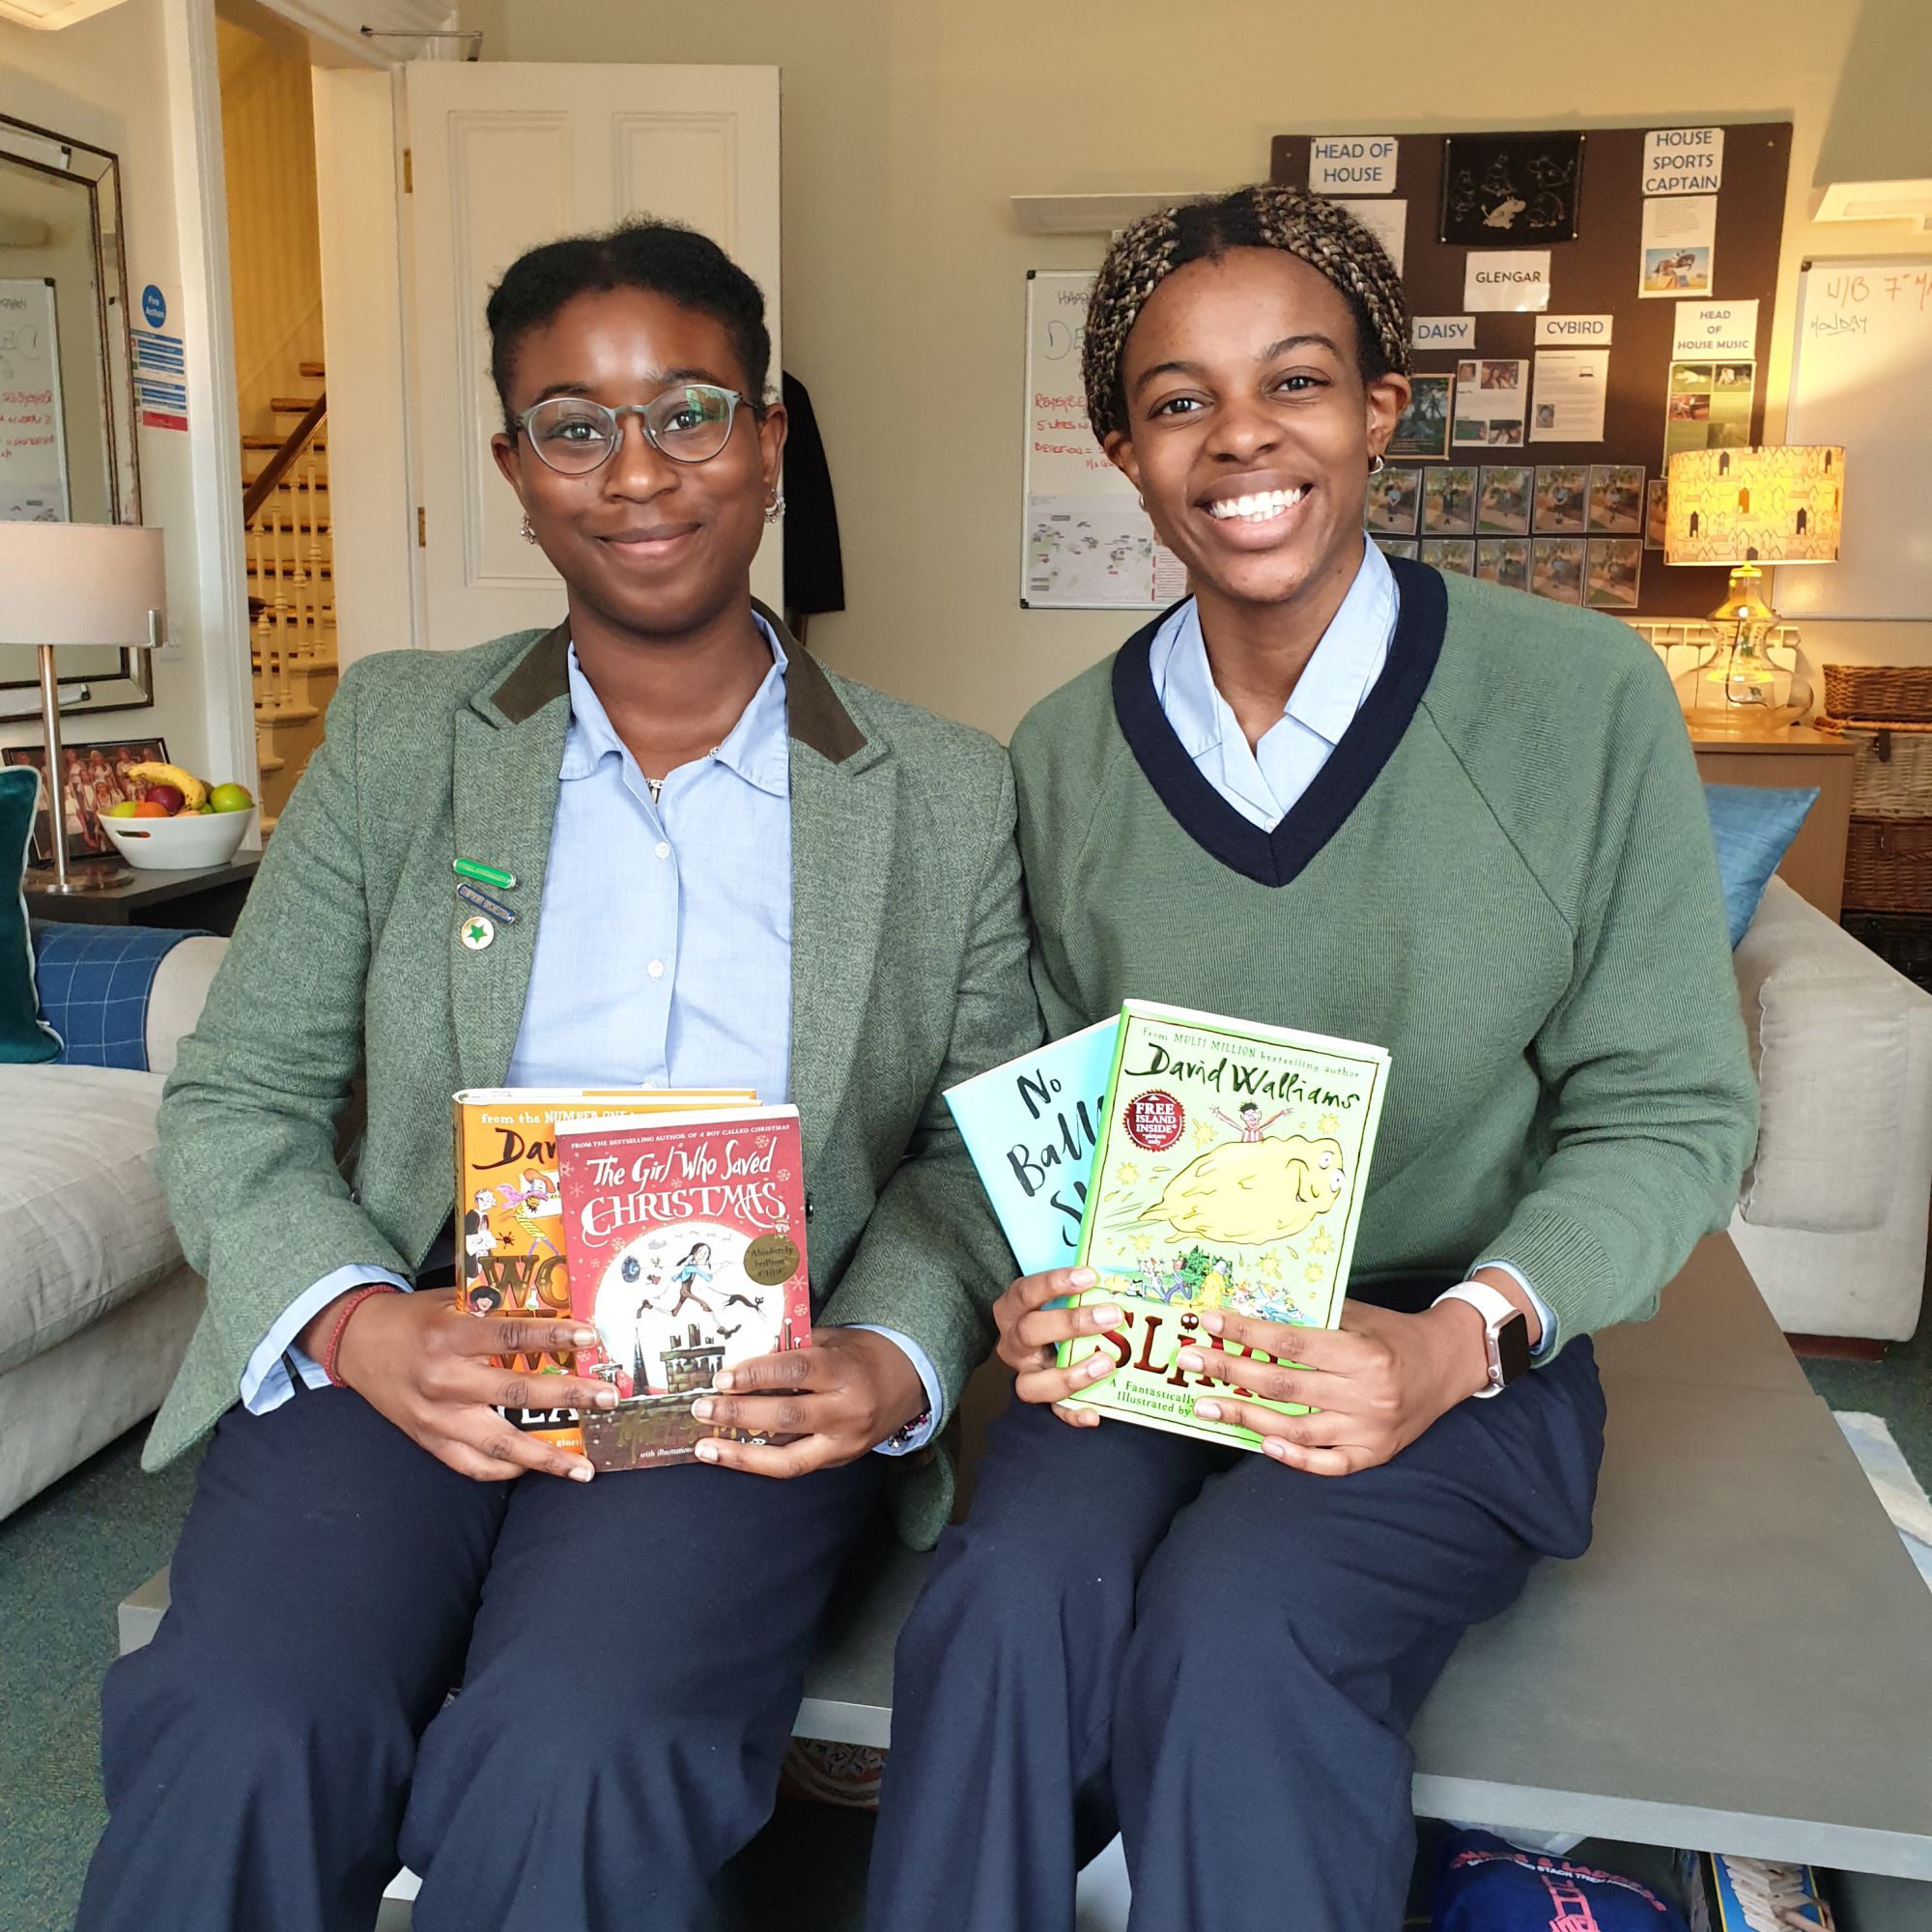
[
  {"xmin": 1135, "ymin": 492, "xmax": 1146, "ymax": 510},
  {"xmin": 520, "ymin": 514, "xmax": 538, "ymax": 543},
  {"xmin": 764, "ymin": 491, "xmax": 785, "ymax": 525},
  {"xmin": 1368, "ymin": 453, "xmax": 1386, "ymax": 475}
]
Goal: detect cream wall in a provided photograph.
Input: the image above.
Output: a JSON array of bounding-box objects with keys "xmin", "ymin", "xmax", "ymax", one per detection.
[
  {"xmin": 465, "ymin": 0, "xmax": 1932, "ymax": 740},
  {"xmin": 0, "ymin": 0, "xmax": 227, "ymax": 781}
]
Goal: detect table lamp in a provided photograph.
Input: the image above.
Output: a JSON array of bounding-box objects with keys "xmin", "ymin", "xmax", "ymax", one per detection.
[
  {"xmin": 1663, "ymin": 445, "xmax": 1844, "ymax": 734},
  {"xmin": 0, "ymin": 522, "xmax": 166, "ymax": 893}
]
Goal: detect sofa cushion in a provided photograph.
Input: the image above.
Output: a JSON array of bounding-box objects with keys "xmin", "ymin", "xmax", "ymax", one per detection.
[
  {"xmin": 1704, "ymin": 783, "xmax": 1819, "ymax": 948},
  {"xmin": 0, "ymin": 1062, "xmax": 184, "ymax": 1374},
  {"xmin": 32, "ymin": 923, "xmax": 212, "ymax": 1070},
  {"xmin": 0, "ymin": 768, "xmax": 60, "ymax": 1065}
]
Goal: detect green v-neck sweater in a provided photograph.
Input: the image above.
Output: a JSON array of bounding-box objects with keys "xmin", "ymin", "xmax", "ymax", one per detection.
[{"xmin": 1009, "ymin": 560, "xmax": 1757, "ymax": 1349}]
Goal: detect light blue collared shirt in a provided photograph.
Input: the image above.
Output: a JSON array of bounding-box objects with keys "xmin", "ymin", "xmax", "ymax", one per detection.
[
  {"xmin": 244, "ymin": 615, "xmax": 942, "ymax": 1448},
  {"xmin": 1150, "ymin": 538, "xmax": 1555, "ymax": 1356}
]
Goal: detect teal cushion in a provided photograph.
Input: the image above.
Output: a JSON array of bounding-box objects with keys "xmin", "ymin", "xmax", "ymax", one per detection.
[
  {"xmin": 0, "ymin": 765, "xmax": 60, "ymax": 1063},
  {"xmin": 1704, "ymin": 783, "xmax": 1819, "ymax": 948}
]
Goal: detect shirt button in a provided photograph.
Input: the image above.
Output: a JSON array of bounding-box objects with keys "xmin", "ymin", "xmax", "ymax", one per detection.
[
  {"xmin": 654, "ymin": 841, "xmax": 669, "ymax": 860},
  {"xmin": 647, "ymin": 960, "xmax": 665, "ymax": 980}
]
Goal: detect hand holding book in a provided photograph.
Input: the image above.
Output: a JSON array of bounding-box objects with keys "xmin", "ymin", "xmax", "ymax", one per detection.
[{"xmin": 989, "ymin": 1264, "xmax": 1123, "ymax": 1429}]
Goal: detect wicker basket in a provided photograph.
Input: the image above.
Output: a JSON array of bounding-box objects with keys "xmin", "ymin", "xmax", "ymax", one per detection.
[
  {"xmin": 1814, "ymin": 716, "xmax": 1932, "ymax": 816},
  {"xmin": 1844, "ymin": 814, "xmax": 1932, "ymax": 915},
  {"xmin": 1823, "ymin": 664, "xmax": 1932, "ymax": 725}
]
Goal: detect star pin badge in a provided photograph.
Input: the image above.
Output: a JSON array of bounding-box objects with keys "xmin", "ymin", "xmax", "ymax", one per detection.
[{"xmin": 460, "ymin": 914, "xmax": 496, "ymax": 952}]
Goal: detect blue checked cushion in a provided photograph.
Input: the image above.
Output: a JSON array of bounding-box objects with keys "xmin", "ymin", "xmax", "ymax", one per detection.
[{"xmin": 31, "ymin": 922, "xmax": 210, "ymax": 1070}]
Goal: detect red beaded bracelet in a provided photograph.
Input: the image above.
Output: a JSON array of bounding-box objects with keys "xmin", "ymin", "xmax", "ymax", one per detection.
[{"xmin": 321, "ymin": 1283, "xmax": 402, "ymax": 1387}]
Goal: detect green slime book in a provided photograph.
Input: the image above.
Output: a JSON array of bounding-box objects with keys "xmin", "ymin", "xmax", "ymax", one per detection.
[{"xmin": 1058, "ymin": 1000, "xmax": 1390, "ymax": 1449}]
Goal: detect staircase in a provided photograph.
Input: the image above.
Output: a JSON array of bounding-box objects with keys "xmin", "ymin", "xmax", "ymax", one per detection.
[{"xmin": 242, "ymin": 359, "xmax": 334, "ymax": 828}]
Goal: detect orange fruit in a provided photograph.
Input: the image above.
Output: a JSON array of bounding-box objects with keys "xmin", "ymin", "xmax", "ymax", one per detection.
[{"xmin": 131, "ymin": 800, "xmax": 170, "ymax": 818}]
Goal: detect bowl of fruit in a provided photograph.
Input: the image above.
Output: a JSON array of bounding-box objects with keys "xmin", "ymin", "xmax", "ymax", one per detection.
[{"xmin": 99, "ymin": 763, "xmax": 257, "ymax": 870}]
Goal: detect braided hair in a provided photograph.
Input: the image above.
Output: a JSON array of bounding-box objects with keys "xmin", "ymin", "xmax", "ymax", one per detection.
[{"xmin": 1082, "ymin": 185, "xmax": 1412, "ymax": 445}]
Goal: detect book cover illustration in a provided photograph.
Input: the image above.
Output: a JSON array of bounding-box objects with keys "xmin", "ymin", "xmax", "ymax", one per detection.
[
  {"xmin": 1058, "ymin": 1001, "xmax": 1390, "ymax": 1450},
  {"xmin": 944, "ymin": 1017, "xmax": 1119, "ymax": 1277},
  {"xmin": 555, "ymin": 1105, "xmax": 811, "ymax": 1471},
  {"xmin": 453, "ymin": 1087, "xmax": 753, "ymax": 1452}
]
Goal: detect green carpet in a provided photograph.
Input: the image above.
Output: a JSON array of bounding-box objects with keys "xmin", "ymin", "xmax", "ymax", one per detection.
[{"xmin": 3, "ymin": 1328, "xmax": 1925, "ymax": 1932}]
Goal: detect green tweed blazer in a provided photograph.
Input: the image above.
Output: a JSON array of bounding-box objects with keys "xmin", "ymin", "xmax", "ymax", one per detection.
[{"xmin": 147, "ymin": 611, "xmax": 1041, "ymax": 1547}]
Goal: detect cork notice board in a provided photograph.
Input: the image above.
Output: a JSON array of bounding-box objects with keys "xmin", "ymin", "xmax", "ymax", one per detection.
[{"xmin": 1270, "ymin": 122, "xmax": 1793, "ymax": 617}]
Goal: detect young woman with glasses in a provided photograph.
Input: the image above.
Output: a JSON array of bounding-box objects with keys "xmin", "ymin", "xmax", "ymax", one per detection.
[{"xmin": 79, "ymin": 221, "xmax": 1037, "ymax": 1932}]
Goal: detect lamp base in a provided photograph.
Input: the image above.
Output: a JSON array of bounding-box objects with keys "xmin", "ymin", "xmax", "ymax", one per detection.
[{"xmin": 28, "ymin": 861, "xmax": 132, "ymax": 895}]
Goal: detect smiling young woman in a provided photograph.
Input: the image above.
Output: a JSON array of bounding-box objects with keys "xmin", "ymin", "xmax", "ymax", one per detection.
[
  {"xmin": 867, "ymin": 186, "xmax": 1757, "ymax": 1930},
  {"xmin": 78, "ymin": 222, "xmax": 1039, "ymax": 1932}
]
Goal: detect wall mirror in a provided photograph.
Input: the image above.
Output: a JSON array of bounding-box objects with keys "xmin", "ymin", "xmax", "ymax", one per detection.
[{"xmin": 0, "ymin": 112, "xmax": 151, "ymax": 716}]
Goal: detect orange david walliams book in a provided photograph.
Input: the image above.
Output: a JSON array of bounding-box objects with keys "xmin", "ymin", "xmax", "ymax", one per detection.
[
  {"xmin": 1057, "ymin": 1000, "xmax": 1390, "ymax": 1450},
  {"xmin": 554, "ymin": 1105, "xmax": 811, "ymax": 1471},
  {"xmin": 453, "ymin": 1088, "xmax": 753, "ymax": 1453}
]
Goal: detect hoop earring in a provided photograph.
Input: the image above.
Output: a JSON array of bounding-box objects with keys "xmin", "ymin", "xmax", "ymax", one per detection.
[
  {"xmin": 520, "ymin": 514, "xmax": 538, "ymax": 544},
  {"xmin": 1368, "ymin": 453, "xmax": 1386, "ymax": 475},
  {"xmin": 764, "ymin": 491, "xmax": 786, "ymax": 525}
]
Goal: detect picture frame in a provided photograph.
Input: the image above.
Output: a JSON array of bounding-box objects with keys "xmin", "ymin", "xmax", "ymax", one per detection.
[
  {"xmin": 1386, "ymin": 374, "xmax": 1454, "ymax": 461},
  {"xmin": 3, "ymin": 735, "xmax": 169, "ymax": 865},
  {"xmin": 1439, "ymin": 131, "xmax": 1585, "ymax": 246}
]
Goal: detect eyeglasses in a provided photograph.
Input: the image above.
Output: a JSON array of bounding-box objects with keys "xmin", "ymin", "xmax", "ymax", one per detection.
[{"xmin": 514, "ymin": 384, "xmax": 751, "ymax": 475}]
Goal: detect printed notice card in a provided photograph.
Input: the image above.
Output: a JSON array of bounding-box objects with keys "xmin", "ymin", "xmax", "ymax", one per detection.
[{"xmin": 1058, "ymin": 1001, "xmax": 1389, "ymax": 1449}]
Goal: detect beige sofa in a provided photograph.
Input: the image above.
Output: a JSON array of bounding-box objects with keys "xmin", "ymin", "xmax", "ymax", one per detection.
[{"xmin": 0, "ymin": 934, "xmax": 225, "ymax": 1520}]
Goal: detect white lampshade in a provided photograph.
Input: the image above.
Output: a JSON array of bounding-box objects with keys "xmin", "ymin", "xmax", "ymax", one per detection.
[{"xmin": 0, "ymin": 522, "xmax": 166, "ymax": 647}]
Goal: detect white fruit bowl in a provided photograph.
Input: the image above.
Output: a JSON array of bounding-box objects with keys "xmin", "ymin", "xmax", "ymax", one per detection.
[{"xmin": 100, "ymin": 807, "xmax": 255, "ymax": 871}]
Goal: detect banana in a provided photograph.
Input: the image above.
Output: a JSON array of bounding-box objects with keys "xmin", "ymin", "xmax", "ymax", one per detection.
[{"xmin": 125, "ymin": 761, "xmax": 209, "ymax": 810}]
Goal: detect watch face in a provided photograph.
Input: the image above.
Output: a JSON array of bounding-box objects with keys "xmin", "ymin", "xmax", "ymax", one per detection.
[{"xmin": 1496, "ymin": 1312, "xmax": 1533, "ymax": 1385}]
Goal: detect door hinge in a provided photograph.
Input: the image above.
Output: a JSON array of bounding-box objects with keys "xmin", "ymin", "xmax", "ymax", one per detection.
[
  {"xmin": 403, "ymin": 147, "xmax": 413, "ymax": 194},
  {"xmin": 416, "ymin": 507, "xmax": 426, "ymax": 547}
]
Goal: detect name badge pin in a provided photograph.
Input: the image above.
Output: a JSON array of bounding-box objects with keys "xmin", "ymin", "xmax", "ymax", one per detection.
[
  {"xmin": 455, "ymin": 879, "xmax": 517, "ymax": 925},
  {"xmin": 453, "ymin": 858, "xmax": 518, "ymax": 893},
  {"xmin": 460, "ymin": 914, "xmax": 496, "ymax": 952}
]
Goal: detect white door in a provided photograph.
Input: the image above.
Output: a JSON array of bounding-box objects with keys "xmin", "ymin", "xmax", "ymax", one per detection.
[{"xmin": 404, "ymin": 62, "xmax": 781, "ymax": 652}]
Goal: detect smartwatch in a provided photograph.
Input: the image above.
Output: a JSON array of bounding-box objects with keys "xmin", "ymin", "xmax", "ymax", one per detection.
[{"xmin": 1433, "ymin": 1281, "xmax": 1533, "ymax": 1399}]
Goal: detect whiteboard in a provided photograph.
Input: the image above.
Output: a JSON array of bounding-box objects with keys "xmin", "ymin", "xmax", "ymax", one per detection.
[
  {"xmin": 0, "ymin": 278, "xmax": 70, "ymax": 522},
  {"xmin": 1020, "ymin": 270, "xmax": 1184, "ymax": 610},
  {"xmin": 1777, "ymin": 258, "xmax": 1932, "ymax": 620}
]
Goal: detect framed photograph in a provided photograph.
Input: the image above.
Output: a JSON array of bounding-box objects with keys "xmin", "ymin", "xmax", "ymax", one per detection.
[
  {"xmin": 1585, "ymin": 537, "xmax": 1644, "ymax": 611},
  {"xmin": 1372, "ymin": 535, "xmax": 1419, "ymax": 562},
  {"xmin": 1422, "ymin": 465, "xmax": 1477, "ymax": 535},
  {"xmin": 1364, "ymin": 465, "xmax": 1422, "ymax": 535},
  {"xmin": 1439, "ymin": 131, "xmax": 1585, "ymax": 246},
  {"xmin": 1644, "ymin": 476, "xmax": 1670, "ymax": 551},
  {"xmin": 1386, "ymin": 374, "xmax": 1454, "ymax": 461},
  {"xmin": 1475, "ymin": 536, "xmax": 1530, "ymax": 592},
  {"xmin": 3, "ymin": 735, "xmax": 169, "ymax": 865},
  {"xmin": 1587, "ymin": 464, "xmax": 1646, "ymax": 535},
  {"xmin": 1476, "ymin": 465, "xmax": 1533, "ymax": 535},
  {"xmin": 1531, "ymin": 535, "xmax": 1586, "ymax": 604},
  {"xmin": 1420, "ymin": 537, "xmax": 1476, "ymax": 576},
  {"xmin": 1533, "ymin": 466, "xmax": 1589, "ymax": 533}
]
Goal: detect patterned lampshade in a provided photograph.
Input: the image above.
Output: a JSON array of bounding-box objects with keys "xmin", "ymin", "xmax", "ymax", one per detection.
[{"xmin": 1664, "ymin": 445, "xmax": 1845, "ymax": 565}]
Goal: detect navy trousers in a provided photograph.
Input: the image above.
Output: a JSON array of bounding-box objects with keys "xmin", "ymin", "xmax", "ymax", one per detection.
[
  {"xmin": 867, "ymin": 1336, "xmax": 1605, "ymax": 1932},
  {"xmin": 78, "ymin": 1383, "xmax": 885, "ymax": 1932}
]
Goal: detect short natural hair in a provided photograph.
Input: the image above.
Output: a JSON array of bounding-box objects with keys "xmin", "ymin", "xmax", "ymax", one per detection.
[
  {"xmin": 486, "ymin": 219, "xmax": 771, "ymax": 435},
  {"xmin": 1082, "ymin": 185, "xmax": 1412, "ymax": 444}
]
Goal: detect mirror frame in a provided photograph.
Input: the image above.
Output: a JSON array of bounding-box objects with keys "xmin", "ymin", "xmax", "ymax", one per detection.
[{"xmin": 0, "ymin": 111, "xmax": 152, "ymax": 717}]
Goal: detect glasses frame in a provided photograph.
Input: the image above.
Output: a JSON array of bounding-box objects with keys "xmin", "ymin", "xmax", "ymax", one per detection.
[{"xmin": 512, "ymin": 384, "xmax": 756, "ymax": 475}]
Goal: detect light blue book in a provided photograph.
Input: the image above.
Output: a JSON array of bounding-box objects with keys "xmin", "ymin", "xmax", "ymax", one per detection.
[{"xmin": 945, "ymin": 1017, "xmax": 1120, "ymax": 1277}]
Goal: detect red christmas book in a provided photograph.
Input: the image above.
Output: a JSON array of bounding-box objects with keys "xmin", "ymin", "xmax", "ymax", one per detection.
[{"xmin": 554, "ymin": 1104, "xmax": 810, "ymax": 1471}]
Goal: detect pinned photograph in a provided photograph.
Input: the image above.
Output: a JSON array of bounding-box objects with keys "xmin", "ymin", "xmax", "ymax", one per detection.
[
  {"xmin": 1533, "ymin": 466, "xmax": 1588, "ymax": 533},
  {"xmin": 1644, "ymin": 476, "xmax": 1669, "ymax": 550},
  {"xmin": 1585, "ymin": 538, "xmax": 1644, "ymax": 610},
  {"xmin": 1422, "ymin": 466, "xmax": 1478, "ymax": 535},
  {"xmin": 1386, "ymin": 374, "xmax": 1454, "ymax": 460},
  {"xmin": 1372, "ymin": 536, "xmax": 1420, "ymax": 562},
  {"xmin": 1420, "ymin": 537, "xmax": 1476, "ymax": 576},
  {"xmin": 1439, "ymin": 131, "xmax": 1584, "ymax": 246},
  {"xmin": 1476, "ymin": 465, "xmax": 1533, "ymax": 535},
  {"xmin": 1531, "ymin": 535, "xmax": 1586, "ymax": 603},
  {"xmin": 1639, "ymin": 194, "xmax": 1717, "ymax": 298},
  {"xmin": 1587, "ymin": 464, "xmax": 1646, "ymax": 535},
  {"xmin": 1662, "ymin": 360, "xmax": 1755, "ymax": 463},
  {"xmin": 1364, "ymin": 465, "xmax": 1422, "ymax": 534},
  {"xmin": 1475, "ymin": 536, "xmax": 1530, "ymax": 592},
  {"xmin": 1453, "ymin": 359, "xmax": 1528, "ymax": 447}
]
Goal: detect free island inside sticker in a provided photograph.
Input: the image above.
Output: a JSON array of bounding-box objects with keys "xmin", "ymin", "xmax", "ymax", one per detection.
[{"xmin": 1123, "ymin": 1088, "xmax": 1185, "ymax": 1152}]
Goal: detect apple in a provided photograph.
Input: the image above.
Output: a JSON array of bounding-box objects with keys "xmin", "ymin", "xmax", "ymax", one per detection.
[
  {"xmin": 105, "ymin": 800, "xmax": 138, "ymax": 819},
  {"xmin": 208, "ymin": 781, "xmax": 254, "ymax": 814},
  {"xmin": 145, "ymin": 782, "xmax": 185, "ymax": 815}
]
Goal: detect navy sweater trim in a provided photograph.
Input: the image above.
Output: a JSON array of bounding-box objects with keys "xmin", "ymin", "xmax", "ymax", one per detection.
[{"xmin": 1110, "ymin": 557, "xmax": 1448, "ymax": 889}]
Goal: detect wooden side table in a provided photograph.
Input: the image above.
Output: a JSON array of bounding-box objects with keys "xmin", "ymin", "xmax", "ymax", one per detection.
[
  {"xmin": 1690, "ymin": 724, "xmax": 1855, "ymax": 921},
  {"xmin": 24, "ymin": 856, "xmax": 261, "ymax": 936}
]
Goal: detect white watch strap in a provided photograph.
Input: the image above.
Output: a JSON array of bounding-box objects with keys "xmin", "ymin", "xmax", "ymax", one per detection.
[{"xmin": 1433, "ymin": 1281, "xmax": 1520, "ymax": 1399}]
